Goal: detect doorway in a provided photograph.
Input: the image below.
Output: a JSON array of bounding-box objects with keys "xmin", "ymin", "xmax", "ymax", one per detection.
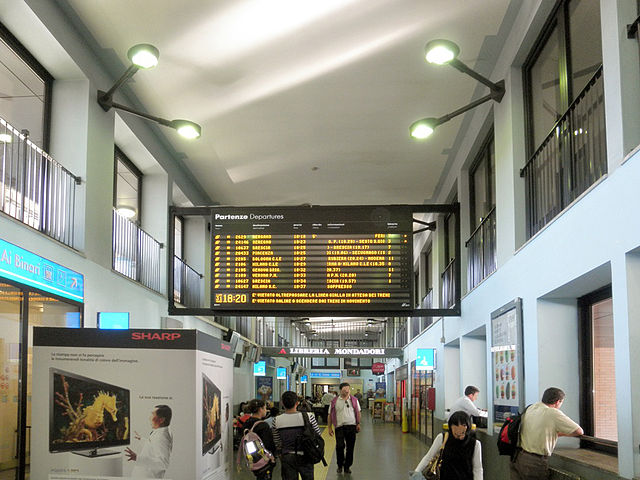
[{"xmin": 0, "ymin": 281, "xmax": 82, "ymax": 480}]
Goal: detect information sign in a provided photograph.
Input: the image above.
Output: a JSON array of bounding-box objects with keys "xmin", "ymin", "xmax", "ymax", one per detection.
[
  {"xmin": 253, "ymin": 361, "xmax": 266, "ymax": 376},
  {"xmin": 277, "ymin": 367, "xmax": 287, "ymax": 379},
  {"xmin": 210, "ymin": 206, "xmax": 412, "ymax": 311},
  {"xmin": 416, "ymin": 348, "xmax": 435, "ymax": 371}
]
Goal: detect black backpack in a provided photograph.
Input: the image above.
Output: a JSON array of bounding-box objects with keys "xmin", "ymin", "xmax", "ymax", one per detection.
[
  {"xmin": 497, "ymin": 405, "xmax": 530, "ymax": 460},
  {"xmin": 296, "ymin": 412, "xmax": 327, "ymax": 466}
]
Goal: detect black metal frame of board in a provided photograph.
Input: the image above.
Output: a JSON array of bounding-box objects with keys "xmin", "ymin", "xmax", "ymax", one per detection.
[{"xmin": 167, "ymin": 203, "xmax": 460, "ymax": 317}]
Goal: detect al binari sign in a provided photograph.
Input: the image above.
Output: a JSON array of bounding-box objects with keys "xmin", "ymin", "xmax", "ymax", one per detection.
[{"xmin": 263, "ymin": 346, "xmax": 402, "ymax": 358}]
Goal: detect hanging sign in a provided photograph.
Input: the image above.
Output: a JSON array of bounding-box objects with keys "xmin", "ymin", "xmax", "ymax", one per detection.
[
  {"xmin": 0, "ymin": 238, "xmax": 84, "ymax": 302},
  {"xmin": 416, "ymin": 348, "xmax": 436, "ymax": 371},
  {"xmin": 371, "ymin": 362, "xmax": 385, "ymax": 374}
]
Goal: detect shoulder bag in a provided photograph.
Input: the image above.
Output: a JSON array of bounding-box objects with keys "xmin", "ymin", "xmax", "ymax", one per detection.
[{"xmin": 421, "ymin": 432, "xmax": 449, "ymax": 480}]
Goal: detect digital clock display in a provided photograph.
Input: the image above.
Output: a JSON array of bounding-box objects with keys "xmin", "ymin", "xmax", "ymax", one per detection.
[{"xmin": 210, "ymin": 206, "xmax": 413, "ymax": 311}]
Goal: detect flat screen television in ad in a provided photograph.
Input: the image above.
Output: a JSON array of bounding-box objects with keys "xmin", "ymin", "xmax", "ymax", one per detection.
[
  {"xmin": 202, "ymin": 373, "xmax": 222, "ymax": 455},
  {"xmin": 49, "ymin": 368, "xmax": 130, "ymax": 456}
]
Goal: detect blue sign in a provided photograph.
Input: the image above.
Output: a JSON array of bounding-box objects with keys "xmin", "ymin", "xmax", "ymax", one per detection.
[
  {"xmin": 309, "ymin": 371, "xmax": 341, "ymax": 378},
  {"xmin": 98, "ymin": 312, "xmax": 130, "ymax": 330},
  {"xmin": 277, "ymin": 367, "xmax": 287, "ymax": 379},
  {"xmin": 254, "ymin": 361, "xmax": 266, "ymax": 376},
  {"xmin": 416, "ymin": 348, "xmax": 436, "ymax": 371},
  {"xmin": 300, "ymin": 375, "xmax": 308, "ymax": 383},
  {"xmin": 0, "ymin": 238, "xmax": 84, "ymax": 302}
]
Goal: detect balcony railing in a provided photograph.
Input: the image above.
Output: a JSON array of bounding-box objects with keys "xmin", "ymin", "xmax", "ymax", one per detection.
[
  {"xmin": 521, "ymin": 66, "xmax": 606, "ymax": 238},
  {"xmin": 173, "ymin": 256, "xmax": 203, "ymax": 308},
  {"xmin": 441, "ymin": 258, "xmax": 456, "ymax": 309},
  {"xmin": 0, "ymin": 117, "xmax": 80, "ymax": 247},
  {"xmin": 112, "ymin": 209, "xmax": 163, "ymax": 293},
  {"xmin": 420, "ymin": 288, "xmax": 434, "ymax": 331},
  {"xmin": 465, "ymin": 207, "xmax": 497, "ymax": 291}
]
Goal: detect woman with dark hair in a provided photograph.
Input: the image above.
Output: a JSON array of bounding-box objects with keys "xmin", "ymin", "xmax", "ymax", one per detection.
[
  {"xmin": 243, "ymin": 399, "xmax": 277, "ymax": 480},
  {"xmin": 411, "ymin": 410, "xmax": 483, "ymax": 480}
]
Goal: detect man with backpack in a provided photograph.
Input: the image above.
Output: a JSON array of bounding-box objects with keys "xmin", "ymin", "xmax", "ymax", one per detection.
[
  {"xmin": 327, "ymin": 382, "xmax": 361, "ymax": 474},
  {"xmin": 510, "ymin": 387, "xmax": 583, "ymax": 480},
  {"xmin": 272, "ymin": 391, "xmax": 322, "ymax": 480}
]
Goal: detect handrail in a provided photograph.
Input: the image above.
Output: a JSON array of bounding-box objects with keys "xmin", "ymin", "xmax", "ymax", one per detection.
[
  {"xmin": 520, "ymin": 65, "xmax": 603, "ymax": 176},
  {"xmin": 441, "ymin": 258, "xmax": 455, "ymax": 278},
  {"xmin": 465, "ymin": 206, "xmax": 496, "ymax": 247},
  {"xmin": 175, "ymin": 255, "xmax": 203, "ymax": 279},
  {"xmin": 1, "ymin": 118, "xmax": 81, "ymax": 184}
]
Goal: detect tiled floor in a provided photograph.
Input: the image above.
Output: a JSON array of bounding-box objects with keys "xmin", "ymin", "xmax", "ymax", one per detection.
[{"xmin": 234, "ymin": 412, "xmax": 428, "ymax": 480}]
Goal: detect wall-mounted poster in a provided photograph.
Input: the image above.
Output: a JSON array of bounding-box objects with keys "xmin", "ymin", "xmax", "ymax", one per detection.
[
  {"xmin": 256, "ymin": 376, "xmax": 274, "ymax": 403},
  {"xmin": 32, "ymin": 327, "xmax": 234, "ymax": 480},
  {"xmin": 491, "ymin": 298, "xmax": 524, "ymax": 431}
]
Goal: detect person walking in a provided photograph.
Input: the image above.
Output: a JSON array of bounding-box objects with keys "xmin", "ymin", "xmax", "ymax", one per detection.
[
  {"xmin": 510, "ymin": 387, "xmax": 583, "ymax": 480},
  {"xmin": 272, "ymin": 391, "xmax": 321, "ymax": 480},
  {"xmin": 327, "ymin": 382, "xmax": 361, "ymax": 474},
  {"xmin": 320, "ymin": 390, "xmax": 334, "ymax": 424},
  {"xmin": 243, "ymin": 399, "xmax": 277, "ymax": 480},
  {"xmin": 411, "ymin": 410, "xmax": 483, "ymax": 480}
]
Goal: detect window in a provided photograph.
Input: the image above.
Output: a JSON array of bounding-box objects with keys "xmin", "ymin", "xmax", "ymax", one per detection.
[
  {"xmin": 423, "ymin": 248, "xmax": 432, "ymax": 299},
  {"xmin": 578, "ymin": 286, "xmax": 617, "ymax": 453},
  {"xmin": 113, "ymin": 147, "xmax": 142, "ymax": 224},
  {"xmin": 525, "ymin": 0, "xmax": 602, "ymax": 153},
  {"xmin": 310, "ymin": 339, "xmax": 339, "ymax": 368},
  {"xmin": 0, "ymin": 22, "xmax": 53, "ymax": 150},
  {"xmin": 467, "ymin": 135, "xmax": 497, "ymax": 290},
  {"xmin": 522, "ymin": 0, "xmax": 605, "ymax": 238},
  {"xmin": 174, "ymin": 215, "xmax": 184, "ymax": 259},
  {"xmin": 344, "ymin": 340, "xmax": 374, "ymax": 368},
  {"xmin": 469, "ymin": 136, "xmax": 495, "ymax": 231}
]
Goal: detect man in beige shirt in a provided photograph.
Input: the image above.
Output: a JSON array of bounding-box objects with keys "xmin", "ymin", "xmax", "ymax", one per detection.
[{"xmin": 511, "ymin": 387, "xmax": 583, "ymax": 480}]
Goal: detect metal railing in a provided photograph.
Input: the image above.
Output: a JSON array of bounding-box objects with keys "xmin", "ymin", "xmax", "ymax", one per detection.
[
  {"xmin": 521, "ymin": 66, "xmax": 606, "ymax": 238},
  {"xmin": 441, "ymin": 258, "xmax": 456, "ymax": 309},
  {"xmin": 465, "ymin": 207, "xmax": 497, "ymax": 290},
  {"xmin": 112, "ymin": 209, "xmax": 163, "ymax": 293},
  {"xmin": 173, "ymin": 256, "xmax": 203, "ymax": 308},
  {"xmin": 0, "ymin": 117, "xmax": 80, "ymax": 247},
  {"xmin": 420, "ymin": 288, "xmax": 434, "ymax": 331}
]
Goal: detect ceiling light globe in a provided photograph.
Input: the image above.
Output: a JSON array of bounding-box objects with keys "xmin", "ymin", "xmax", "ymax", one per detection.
[
  {"xmin": 127, "ymin": 44, "xmax": 159, "ymax": 69},
  {"xmin": 424, "ymin": 39, "xmax": 460, "ymax": 65},
  {"xmin": 172, "ymin": 119, "xmax": 202, "ymax": 139},
  {"xmin": 116, "ymin": 205, "xmax": 137, "ymax": 219},
  {"xmin": 410, "ymin": 118, "xmax": 437, "ymax": 140}
]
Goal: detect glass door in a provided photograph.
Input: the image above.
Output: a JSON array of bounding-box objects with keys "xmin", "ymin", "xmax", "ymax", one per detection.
[{"xmin": 0, "ymin": 283, "xmax": 22, "ymax": 475}]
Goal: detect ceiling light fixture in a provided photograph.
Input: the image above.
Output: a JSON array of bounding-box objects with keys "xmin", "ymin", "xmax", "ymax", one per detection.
[
  {"xmin": 411, "ymin": 39, "xmax": 505, "ymax": 140},
  {"xmin": 97, "ymin": 44, "xmax": 201, "ymax": 140},
  {"xmin": 0, "ymin": 133, "xmax": 11, "ymax": 143},
  {"xmin": 115, "ymin": 205, "xmax": 137, "ymax": 219}
]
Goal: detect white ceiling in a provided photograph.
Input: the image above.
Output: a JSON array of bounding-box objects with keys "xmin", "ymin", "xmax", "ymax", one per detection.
[{"xmin": 63, "ymin": 0, "xmax": 513, "ymax": 206}]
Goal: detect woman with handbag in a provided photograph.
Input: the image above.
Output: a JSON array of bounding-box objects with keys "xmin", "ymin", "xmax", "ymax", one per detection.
[{"xmin": 410, "ymin": 410, "xmax": 483, "ymax": 480}]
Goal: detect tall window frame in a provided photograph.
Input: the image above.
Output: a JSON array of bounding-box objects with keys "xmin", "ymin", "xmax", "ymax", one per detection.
[
  {"xmin": 523, "ymin": 0, "xmax": 603, "ymax": 156},
  {"xmin": 113, "ymin": 146, "xmax": 143, "ymax": 225},
  {"xmin": 0, "ymin": 22, "xmax": 53, "ymax": 151},
  {"xmin": 578, "ymin": 285, "xmax": 617, "ymax": 455},
  {"xmin": 469, "ymin": 134, "xmax": 495, "ymax": 232}
]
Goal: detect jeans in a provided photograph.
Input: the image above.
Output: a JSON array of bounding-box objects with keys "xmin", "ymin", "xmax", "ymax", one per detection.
[
  {"xmin": 281, "ymin": 453, "xmax": 314, "ymax": 480},
  {"xmin": 335, "ymin": 425, "xmax": 357, "ymax": 469}
]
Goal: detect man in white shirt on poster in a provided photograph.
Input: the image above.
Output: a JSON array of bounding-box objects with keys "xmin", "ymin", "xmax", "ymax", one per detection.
[{"xmin": 125, "ymin": 405, "xmax": 173, "ymax": 478}]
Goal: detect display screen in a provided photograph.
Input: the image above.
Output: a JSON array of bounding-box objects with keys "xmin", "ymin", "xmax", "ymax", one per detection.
[
  {"xmin": 49, "ymin": 368, "xmax": 130, "ymax": 453},
  {"xmin": 210, "ymin": 206, "xmax": 412, "ymax": 311},
  {"xmin": 202, "ymin": 373, "xmax": 221, "ymax": 455}
]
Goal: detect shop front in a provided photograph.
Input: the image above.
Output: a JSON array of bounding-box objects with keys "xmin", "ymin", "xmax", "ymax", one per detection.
[{"xmin": 0, "ymin": 238, "xmax": 84, "ymax": 480}]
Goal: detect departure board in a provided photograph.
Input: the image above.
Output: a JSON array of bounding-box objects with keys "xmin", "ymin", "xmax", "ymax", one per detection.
[{"xmin": 210, "ymin": 206, "xmax": 413, "ymax": 311}]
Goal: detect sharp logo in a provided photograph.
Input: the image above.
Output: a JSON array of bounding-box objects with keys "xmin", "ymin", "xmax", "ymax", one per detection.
[{"xmin": 131, "ymin": 332, "xmax": 181, "ymax": 341}]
